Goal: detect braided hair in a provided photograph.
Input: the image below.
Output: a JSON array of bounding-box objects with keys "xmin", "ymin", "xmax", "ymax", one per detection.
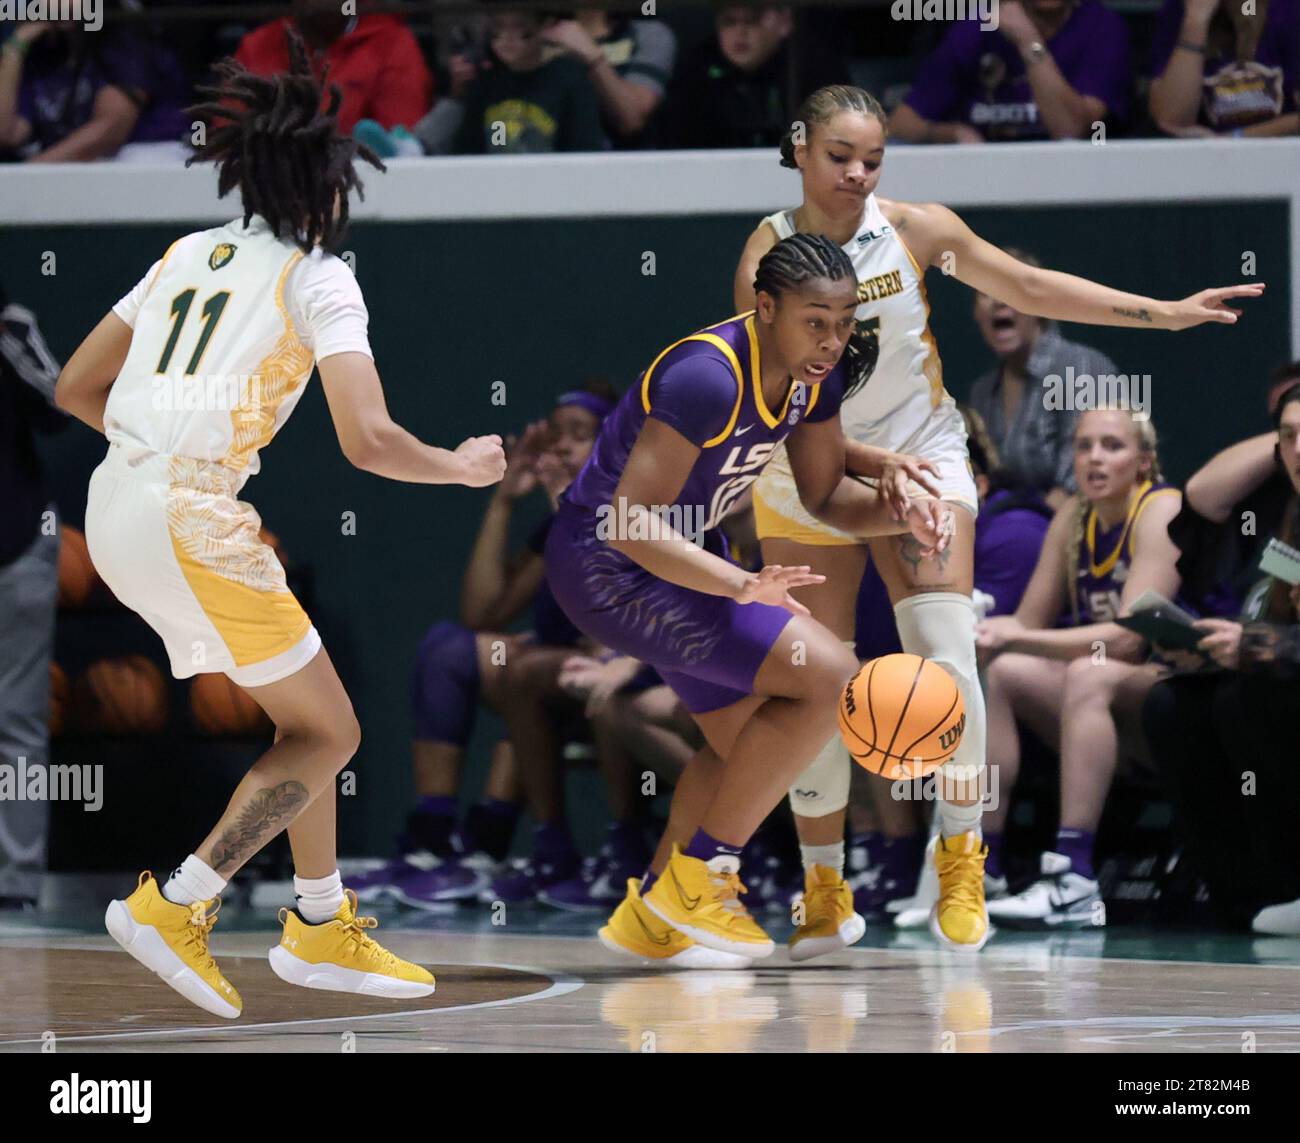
[
  {"xmin": 753, "ymin": 233, "xmax": 856, "ymax": 302},
  {"xmin": 186, "ymin": 31, "xmax": 384, "ymax": 253}
]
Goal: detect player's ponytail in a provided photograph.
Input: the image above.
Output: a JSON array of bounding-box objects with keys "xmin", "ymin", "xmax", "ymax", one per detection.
[
  {"xmin": 186, "ymin": 29, "xmax": 384, "ymax": 253},
  {"xmin": 781, "ymin": 85, "xmax": 887, "ymax": 170}
]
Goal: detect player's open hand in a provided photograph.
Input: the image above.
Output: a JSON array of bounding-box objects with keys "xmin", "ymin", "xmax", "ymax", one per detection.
[
  {"xmin": 905, "ymin": 498, "xmax": 953, "ymax": 558},
  {"xmin": 879, "ymin": 452, "xmax": 944, "ymax": 521},
  {"xmin": 455, "ymin": 434, "xmax": 507, "ymax": 487},
  {"xmin": 735, "ymin": 565, "xmax": 826, "ymax": 615},
  {"xmin": 499, "ymin": 420, "xmax": 550, "ymax": 499},
  {"xmin": 1168, "ymin": 284, "xmax": 1265, "ymax": 329}
]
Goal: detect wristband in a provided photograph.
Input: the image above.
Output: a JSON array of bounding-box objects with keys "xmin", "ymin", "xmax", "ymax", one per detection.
[
  {"xmin": 4, "ymin": 37, "xmax": 32, "ymax": 57},
  {"xmin": 1175, "ymin": 38, "xmax": 1207, "ymax": 54}
]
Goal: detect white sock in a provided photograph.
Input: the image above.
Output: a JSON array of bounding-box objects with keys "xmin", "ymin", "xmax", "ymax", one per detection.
[
  {"xmin": 800, "ymin": 842, "xmax": 845, "ymax": 877},
  {"xmin": 937, "ymin": 799, "xmax": 983, "ymax": 840},
  {"xmin": 162, "ymin": 854, "xmax": 226, "ymax": 906},
  {"xmin": 295, "ymin": 869, "xmax": 345, "ymax": 923}
]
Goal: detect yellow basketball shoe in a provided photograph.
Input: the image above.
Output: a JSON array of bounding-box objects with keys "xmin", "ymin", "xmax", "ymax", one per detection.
[
  {"xmin": 268, "ymin": 889, "xmax": 435, "ymax": 998},
  {"xmin": 104, "ymin": 871, "xmax": 241, "ymax": 1019},
  {"xmin": 788, "ymin": 864, "xmax": 867, "ymax": 962},
  {"xmin": 641, "ymin": 845, "xmax": 774, "ymax": 959},
  {"xmin": 599, "ymin": 878, "xmax": 754, "ymax": 969},
  {"xmin": 930, "ymin": 832, "xmax": 991, "ymax": 951}
]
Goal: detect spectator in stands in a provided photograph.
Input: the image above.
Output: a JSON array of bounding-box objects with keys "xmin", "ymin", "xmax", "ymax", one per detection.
[
  {"xmin": 353, "ymin": 385, "xmax": 617, "ymax": 909},
  {"xmin": 967, "ymin": 249, "xmax": 1121, "ymax": 510},
  {"xmin": 850, "ymin": 407, "xmax": 1054, "ymax": 916},
  {"xmin": 890, "ymin": 0, "xmax": 1131, "ymax": 143},
  {"xmin": 662, "ymin": 4, "xmax": 850, "ymax": 149},
  {"xmin": 0, "ymin": 13, "xmax": 189, "ymax": 162},
  {"xmin": 1149, "ymin": 0, "xmax": 1299, "ymax": 137},
  {"xmin": 1167, "ymin": 361, "xmax": 1300, "ymax": 619},
  {"xmin": 234, "ymin": 0, "xmax": 432, "ymax": 137},
  {"xmin": 0, "ymin": 282, "xmax": 65, "ymax": 906},
  {"xmin": 976, "ymin": 409, "xmax": 1182, "ymax": 929},
  {"xmin": 540, "ymin": 8, "xmax": 676, "ymax": 148},
  {"xmin": 1144, "ymin": 382, "xmax": 1300, "ymax": 933},
  {"xmin": 418, "ymin": 7, "xmax": 606, "ymax": 155}
]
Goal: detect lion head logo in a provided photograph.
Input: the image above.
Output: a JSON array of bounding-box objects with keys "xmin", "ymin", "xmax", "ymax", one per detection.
[{"xmin": 209, "ymin": 243, "xmax": 237, "ymax": 271}]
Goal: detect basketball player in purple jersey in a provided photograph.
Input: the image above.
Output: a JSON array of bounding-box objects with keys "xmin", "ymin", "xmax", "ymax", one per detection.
[{"xmin": 545, "ymin": 234, "xmax": 952, "ymax": 962}]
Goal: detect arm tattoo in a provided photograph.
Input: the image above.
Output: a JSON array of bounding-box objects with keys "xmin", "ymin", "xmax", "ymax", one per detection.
[
  {"xmin": 209, "ymin": 780, "xmax": 309, "ymax": 875},
  {"xmin": 1112, "ymin": 306, "xmax": 1153, "ymax": 323}
]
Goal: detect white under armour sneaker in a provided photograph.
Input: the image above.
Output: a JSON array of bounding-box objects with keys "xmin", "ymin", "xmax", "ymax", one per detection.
[
  {"xmin": 1251, "ymin": 896, "xmax": 1300, "ymax": 936},
  {"xmin": 986, "ymin": 852, "xmax": 1105, "ymax": 928}
]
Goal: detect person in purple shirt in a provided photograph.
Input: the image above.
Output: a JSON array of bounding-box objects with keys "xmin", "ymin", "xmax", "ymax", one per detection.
[
  {"xmin": 891, "ymin": 0, "xmax": 1131, "ymax": 143},
  {"xmin": 546, "ymin": 234, "xmax": 951, "ymax": 965},
  {"xmin": 1149, "ymin": 0, "xmax": 1299, "ymax": 136},
  {"xmin": 0, "ymin": 14, "xmax": 189, "ymax": 162}
]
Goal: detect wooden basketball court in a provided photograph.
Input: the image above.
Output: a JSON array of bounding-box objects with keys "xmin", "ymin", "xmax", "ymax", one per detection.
[{"xmin": 3, "ymin": 907, "xmax": 1298, "ymax": 1053}]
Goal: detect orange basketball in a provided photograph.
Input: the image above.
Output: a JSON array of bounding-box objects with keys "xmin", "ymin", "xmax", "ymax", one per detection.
[
  {"xmin": 838, "ymin": 653, "xmax": 965, "ymax": 781},
  {"xmin": 49, "ymin": 662, "xmax": 68, "ymax": 737},
  {"xmin": 73, "ymin": 655, "xmax": 169, "ymax": 735},
  {"xmin": 190, "ymin": 672, "xmax": 272, "ymax": 736},
  {"xmin": 57, "ymin": 526, "xmax": 99, "ymax": 609}
]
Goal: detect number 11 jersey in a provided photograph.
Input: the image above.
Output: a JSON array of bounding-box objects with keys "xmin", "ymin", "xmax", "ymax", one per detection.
[{"xmin": 105, "ymin": 214, "xmax": 371, "ymax": 488}]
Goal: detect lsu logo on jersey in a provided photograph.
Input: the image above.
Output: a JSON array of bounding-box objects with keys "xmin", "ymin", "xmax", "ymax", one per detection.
[{"xmin": 208, "ymin": 243, "xmax": 237, "ymax": 271}]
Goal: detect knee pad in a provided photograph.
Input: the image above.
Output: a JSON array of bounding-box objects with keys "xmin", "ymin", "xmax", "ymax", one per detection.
[
  {"xmin": 892, "ymin": 593, "xmax": 986, "ymax": 792},
  {"xmin": 788, "ymin": 641, "xmax": 855, "ymax": 817},
  {"xmin": 410, "ymin": 620, "xmax": 480, "ymax": 746}
]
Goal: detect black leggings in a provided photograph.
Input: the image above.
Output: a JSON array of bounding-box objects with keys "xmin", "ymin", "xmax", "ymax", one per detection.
[{"xmin": 1143, "ymin": 672, "xmax": 1300, "ymax": 927}]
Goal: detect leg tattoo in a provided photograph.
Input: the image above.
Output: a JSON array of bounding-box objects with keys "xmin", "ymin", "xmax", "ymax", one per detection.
[{"xmin": 209, "ymin": 780, "xmax": 309, "ymax": 875}]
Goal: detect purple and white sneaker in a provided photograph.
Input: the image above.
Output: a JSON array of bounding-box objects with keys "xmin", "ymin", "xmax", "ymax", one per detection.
[
  {"xmin": 479, "ymin": 850, "xmax": 581, "ymax": 906},
  {"xmin": 538, "ymin": 856, "xmax": 640, "ymax": 912},
  {"xmin": 390, "ymin": 851, "xmax": 500, "ymax": 911},
  {"xmin": 349, "ymin": 853, "xmax": 436, "ymax": 905}
]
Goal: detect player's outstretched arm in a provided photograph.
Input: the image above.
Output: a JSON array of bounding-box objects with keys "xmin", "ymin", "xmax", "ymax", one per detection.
[
  {"xmin": 787, "ymin": 417, "xmax": 950, "ymax": 555},
  {"xmin": 909, "ymin": 202, "xmax": 1265, "ymax": 331},
  {"xmin": 54, "ymin": 311, "xmax": 134, "ymax": 434},
  {"xmin": 318, "ymin": 352, "xmax": 505, "ymax": 486}
]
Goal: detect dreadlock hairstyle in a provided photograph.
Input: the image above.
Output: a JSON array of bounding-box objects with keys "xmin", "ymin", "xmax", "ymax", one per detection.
[
  {"xmin": 186, "ymin": 31, "xmax": 385, "ymax": 254},
  {"xmin": 1064, "ymin": 408, "xmax": 1164, "ymax": 624},
  {"xmin": 753, "ymin": 233, "xmax": 856, "ymax": 302},
  {"xmin": 780, "ymin": 85, "xmax": 887, "ymax": 169}
]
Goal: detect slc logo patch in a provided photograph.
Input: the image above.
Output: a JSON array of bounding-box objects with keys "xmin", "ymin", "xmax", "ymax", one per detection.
[{"xmin": 209, "ymin": 243, "xmax": 237, "ymax": 271}]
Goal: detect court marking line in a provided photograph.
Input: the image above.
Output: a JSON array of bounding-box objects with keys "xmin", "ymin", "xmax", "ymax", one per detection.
[
  {"xmin": 847, "ymin": 943, "xmax": 1300, "ymax": 972},
  {"xmin": 966, "ymin": 1012, "xmax": 1300, "ymax": 1038},
  {"xmin": 0, "ymin": 962, "xmax": 584, "ymax": 1047}
]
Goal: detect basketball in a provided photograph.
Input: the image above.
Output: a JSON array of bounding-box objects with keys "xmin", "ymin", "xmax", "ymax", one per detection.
[
  {"xmin": 190, "ymin": 672, "xmax": 272, "ymax": 736},
  {"xmin": 57, "ymin": 526, "xmax": 99, "ymax": 609},
  {"xmin": 837, "ymin": 653, "xmax": 965, "ymax": 781},
  {"xmin": 72, "ymin": 655, "xmax": 169, "ymax": 735}
]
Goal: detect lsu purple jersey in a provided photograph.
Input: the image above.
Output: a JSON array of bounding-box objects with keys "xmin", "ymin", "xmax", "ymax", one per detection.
[
  {"xmin": 562, "ymin": 312, "xmax": 845, "ymax": 534},
  {"xmin": 546, "ymin": 312, "xmax": 846, "ymax": 715},
  {"xmin": 1075, "ymin": 480, "xmax": 1180, "ymax": 622}
]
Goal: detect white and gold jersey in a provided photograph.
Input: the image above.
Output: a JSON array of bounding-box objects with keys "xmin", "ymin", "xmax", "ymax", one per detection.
[{"xmin": 106, "ymin": 214, "xmax": 371, "ymax": 487}]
